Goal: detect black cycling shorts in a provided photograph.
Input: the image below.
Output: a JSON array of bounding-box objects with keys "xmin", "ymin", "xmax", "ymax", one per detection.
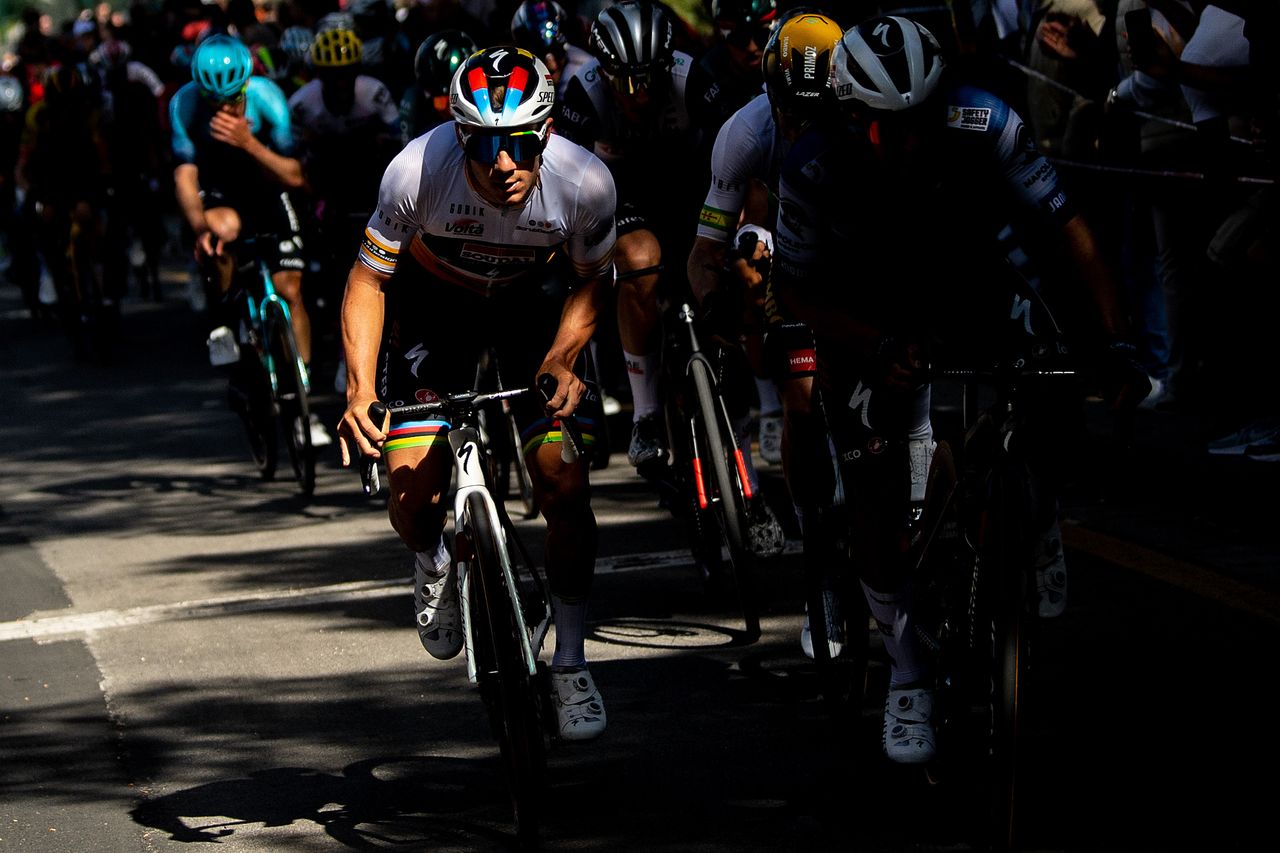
[
  {"xmin": 377, "ymin": 269, "xmax": 602, "ymax": 459},
  {"xmin": 201, "ymin": 188, "xmax": 305, "ymax": 274}
]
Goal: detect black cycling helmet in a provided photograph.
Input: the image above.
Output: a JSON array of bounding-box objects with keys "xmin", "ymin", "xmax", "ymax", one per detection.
[
  {"xmin": 712, "ymin": 0, "xmax": 778, "ymax": 31},
  {"xmin": 415, "ymin": 29, "xmax": 478, "ymax": 98},
  {"xmin": 590, "ymin": 0, "xmax": 674, "ymax": 92},
  {"xmin": 834, "ymin": 15, "xmax": 944, "ymax": 112},
  {"xmin": 511, "ymin": 0, "xmax": 569, "ymax": 58},
  {"xmin": 761, "ymin": 10, "xmax": 841, "ymax": 114}
]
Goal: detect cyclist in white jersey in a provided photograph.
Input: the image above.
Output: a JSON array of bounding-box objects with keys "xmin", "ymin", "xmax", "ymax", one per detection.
[
  {"xmin": 688, "ymin": 8, "xmax": 846, "ymax": 657},
  {"xmin": 774, "ymin": 16, "xmax": 1148, "ymax": 763},
  {"xmin": 337, "ymin": 46, "xmax": 617, "ymax": 742}
]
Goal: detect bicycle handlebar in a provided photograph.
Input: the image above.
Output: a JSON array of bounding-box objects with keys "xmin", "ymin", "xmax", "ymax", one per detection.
[{"xmin": 358, "ymin": 378, "xmax": 587, "ymax": 495}]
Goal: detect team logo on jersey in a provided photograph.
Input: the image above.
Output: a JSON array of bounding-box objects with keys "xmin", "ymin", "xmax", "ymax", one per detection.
[
  {"xmin": 947, "ymin": 106, "xmax": 991, "ymax": 132},
  {"xmin": 449, "ymin": 203, "xmax": 486, "ymax": 216},
  {"xmin": 415, "ymin": 388, "xmax": 441, "ymax": 404},
  {"xmin": 459, "ymin": 243, "xmax": 536, "ymax": 266},
  {"xmin": 445, "ymin": 218, "xmax": 485, "ymax": 235}
]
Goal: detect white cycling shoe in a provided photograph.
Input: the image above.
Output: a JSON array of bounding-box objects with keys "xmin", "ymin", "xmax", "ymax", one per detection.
[
  {"xmin": 1034, "ymin": 520, "xmax": 1068, "ymax": 619},
  {"xmin": 413, "ymin": 550, "xmax": 463, "ymax": 660},
  {"xmin": 550, "ymin": 667, "xmax": 607, "ymax": 741},
  {"xmin": 883, "ymin": 686, "xmax": 936, "ymax": 765}
]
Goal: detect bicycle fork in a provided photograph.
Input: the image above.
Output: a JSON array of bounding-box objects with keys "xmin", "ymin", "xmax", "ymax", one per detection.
[
  {"xmin": 449, "ymin": 427, "xmax": 548, "ymax": 685},
  {"xmin": 686, "ymin": 354, "xmax": 754, "ymax": 510}
]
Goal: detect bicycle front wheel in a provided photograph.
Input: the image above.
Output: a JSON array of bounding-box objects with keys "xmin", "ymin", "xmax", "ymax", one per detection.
[
  {"xmin": 466, "ymin": 492, "xmax": 547, "ymax": 844},
  {"xmin": 227, "ymin": 353, "xmax": 278, "ymax": 481},
  {"xmin": 689, "ymin": 355, "xmax": 760, "ymax": 640},
  {"xmin": 981, "ymin": 467, "xmax": 1035, "ymax": 853},
  {"xmin": 265, "ymin": 303, "xmax": 315, "ymax": 496}
]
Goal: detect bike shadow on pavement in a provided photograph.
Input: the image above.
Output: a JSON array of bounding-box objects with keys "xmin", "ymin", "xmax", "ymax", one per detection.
[{"xmin": 129, "ymin": 759, "xmax": 519, "ymax": 850}]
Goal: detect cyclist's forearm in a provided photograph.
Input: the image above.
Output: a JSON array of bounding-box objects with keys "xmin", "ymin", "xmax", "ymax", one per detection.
[
  {"xmin": 687, "ymin": 236, "xmax": 726, "ymax": 304},
  {"xmin": 341, "ymin": 264, "xmax": 387, "ymax": 402},
  {"xmin": 243, "ymin": 138, "xmax": 305, "ymax": 190},
  {"xmin": 544, "ymin": 275, "xmax": 604, "ymax": 369},
  {"xmin": 173, "ymin": 164, "xmax": 207, "ymax": 235},
  {"xmin": 1060, "ymin": 214, "xmax": 1128, "ymax": 340}
]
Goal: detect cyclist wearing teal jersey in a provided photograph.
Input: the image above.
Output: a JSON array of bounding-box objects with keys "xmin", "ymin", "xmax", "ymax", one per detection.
[{"xmin": 170, "ymin": 34, "xmax": 331, "ymax": 446}]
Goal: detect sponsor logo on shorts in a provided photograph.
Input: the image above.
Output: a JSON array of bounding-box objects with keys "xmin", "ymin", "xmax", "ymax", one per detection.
[{"xmin": 787, "ymin": 348, "xmax": 816, "ymax": 372}]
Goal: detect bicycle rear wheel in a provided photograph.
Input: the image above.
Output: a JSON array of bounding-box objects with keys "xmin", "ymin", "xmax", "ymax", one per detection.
[
  {"xmin": 466, "ymin": 492, "xmax": 547, "ymax": 844},
  {"xmin": 689, "ymin": 355, "xmax": 760, "ymax": 640},
  {"xmin": 265, "ymin": 303, "xmax": 315, "ymax": 496},
  {"xmin": 981, "ymin": 467, "xmax": 1034, "ymax": 853}
]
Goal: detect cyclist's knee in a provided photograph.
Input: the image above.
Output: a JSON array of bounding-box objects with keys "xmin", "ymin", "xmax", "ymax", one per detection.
[
  {"xmin": 615, "ymin": 229, "xmax": 662, "ymax": 279},
  {"xmin": 388, "ymin": 486, "xmax": 447, "ymax": 552},
  {"xmin": 204, "ymin": 207, "xmax": 241, "ymax": 245},
  {"xmin": 272, "ymin": 270, "xmax": 303, "ymax": 303}
]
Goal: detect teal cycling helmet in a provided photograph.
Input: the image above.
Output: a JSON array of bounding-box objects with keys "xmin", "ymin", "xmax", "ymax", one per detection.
[{"xmin": 191, "ymin": 34, "xmax": 254, "ymax": 100}]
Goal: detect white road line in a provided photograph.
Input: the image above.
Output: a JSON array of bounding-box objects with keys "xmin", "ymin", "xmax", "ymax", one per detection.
[{"xmin": 0, "ymin": 543, "xmax": 802, "ymax": 643}]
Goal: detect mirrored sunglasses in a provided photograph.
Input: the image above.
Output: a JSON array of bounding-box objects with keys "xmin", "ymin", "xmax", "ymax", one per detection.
[
  {"xmin": 605, "ymin": 71, "xmax": 657, "ymax": 96},
  {"xmin": 463, "ymin": 128, "xmax": 545, "ymax": 163}
]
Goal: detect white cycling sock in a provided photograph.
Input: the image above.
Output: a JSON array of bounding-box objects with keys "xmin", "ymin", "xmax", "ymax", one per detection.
[
  {"xmin": 624, "ymin": 350, "xmax": 661, "ymax": 421},
  {"xmin": 861, "ymin": 581, "xmax": 927, "ymax": 687},
  {"xmin": 415, "ymin": 536, "xmax": 450, "ymax": 577},
  {"xmin": 756, "ymin": 377, "xmax": 781, "ymax": 416},
  {"xmin": 551, "ymin": 594, "xmax": 588, "ymax": 669}
]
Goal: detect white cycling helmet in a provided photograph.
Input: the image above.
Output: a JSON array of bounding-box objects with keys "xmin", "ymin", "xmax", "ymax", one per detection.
[
  {"xmin": 449, "ymin": 45, "xmax": 555, "ymax": 130},
  {"xmin": 833, "ymin": 16, "xmax": 943, "ymax": 112}
]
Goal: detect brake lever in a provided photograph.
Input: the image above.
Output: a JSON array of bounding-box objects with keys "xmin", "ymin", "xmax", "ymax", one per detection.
[
  {"xmin": 361, "ymin": 401, "xmax": 388, "ymax": 496},
  {"xmin": 537, "ymin": 373, "xmax": 582, "ymax": 464}
]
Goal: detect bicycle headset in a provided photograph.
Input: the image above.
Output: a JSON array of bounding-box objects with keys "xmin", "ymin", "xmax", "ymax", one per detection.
[
  {"xmin": 416, "ymin": 29, "xmax": 479, "ymax": 99},
  {"xmin": 449, "ymin": 46, "xmax": 556, "ymax": 163},
  {"xmin": 511, "ymin": 0, "xmax": 570, "ymax": 58},
  {"xmin": 761, "ymin": 9, "xmax": 842, "ymax": 115},
  {"xmin": 833, "ymin": 15, "xmax": 944, "ymax": 112},
  {"xmin": 311, "ymin": 28, "xmax": 363, "ymax": 68},
  {"xmin": 589, "ymin": 0, "xmax": 674, "ymax": 95},
  {"xmin": 191, "ymin": 34, "xmax": 254, "ymax": 101}
]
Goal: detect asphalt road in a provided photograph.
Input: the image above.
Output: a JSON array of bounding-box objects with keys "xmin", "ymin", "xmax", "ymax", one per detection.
[{"xmin": 2, "ymin": 277, "xmax": 1277, "ymax": 852}]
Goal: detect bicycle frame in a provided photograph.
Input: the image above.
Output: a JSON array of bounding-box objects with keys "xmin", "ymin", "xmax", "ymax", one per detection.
[
  {"xmin": 240, "ymin": 252, "xmax": 310, "ymax": 401},
  {"xmin": 369, "ymin": 389, "xmax": 553, "ymax": 685},
  {"xmin": 448, "ymin": 399, "xmax": 551, "ymax": 685}
]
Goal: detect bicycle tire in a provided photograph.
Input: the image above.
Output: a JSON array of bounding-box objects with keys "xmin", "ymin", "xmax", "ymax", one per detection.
[
  {"xmin": 265, "ymin": 302, "xmax": 315, "ymax": 496},
  {"xmin": 466, "ymin": 491, "xmax": 547, "ymax": 844},
  {"xmin": 981, "ymin": 465, "xmax": 1033, "ymax": 853},
  {"xmin": 688, "ymin": 355, "xmax": 760, "ymax": 639},
  {"xmin": 228, "ymin": 353, "xmax": 279, "ymax": 481}
]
